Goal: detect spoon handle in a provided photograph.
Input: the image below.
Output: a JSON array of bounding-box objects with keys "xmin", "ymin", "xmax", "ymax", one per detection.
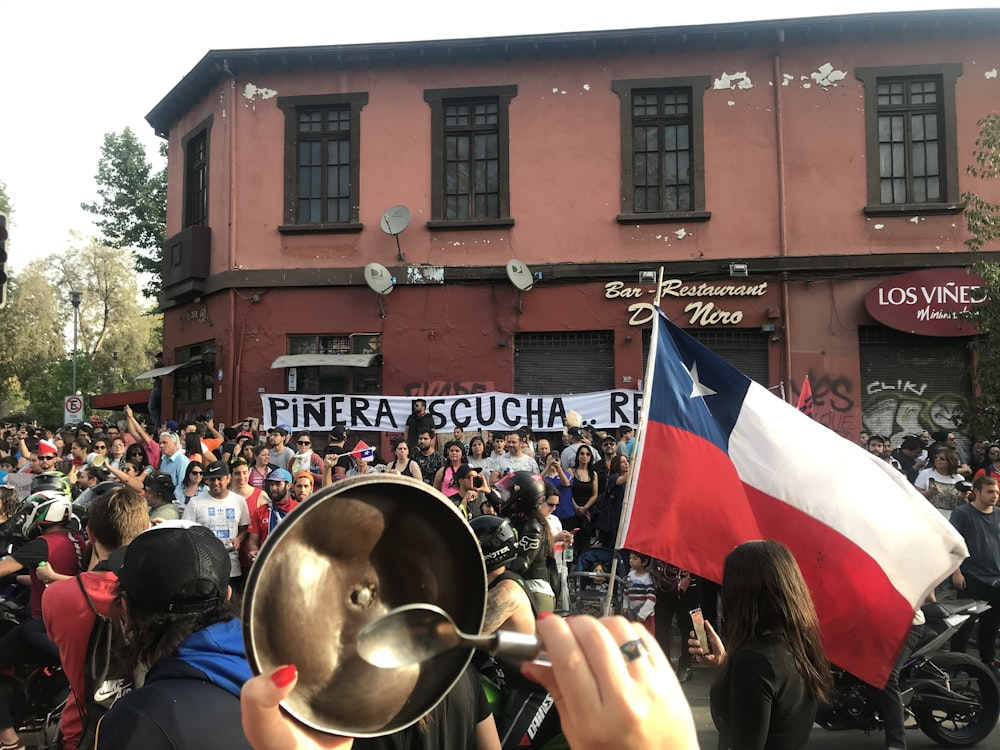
[{"xmin": 490, "ymin": 630, "xmax": 542, "ymax": 662}]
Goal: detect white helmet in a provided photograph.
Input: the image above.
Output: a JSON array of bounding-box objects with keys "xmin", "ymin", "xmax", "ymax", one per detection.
[{"xmin": 22, "ymin": 491, "xmax": 76, "ymax": 539}]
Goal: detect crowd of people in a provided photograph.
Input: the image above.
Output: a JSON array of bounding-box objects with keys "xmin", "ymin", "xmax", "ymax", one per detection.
[{"xmin": 0, "ymin": 406, "xmax": 997, "ymax": 750}]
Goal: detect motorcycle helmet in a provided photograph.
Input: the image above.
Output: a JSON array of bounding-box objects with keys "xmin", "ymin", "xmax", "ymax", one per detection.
[
  {"xmin": 470, "ymin": 515, "xmax": 519, "ymax": 571},
  {"xmin": 22, "ymin": 491, "xmax": 76, "ymax": 540},
  {"xmin": 30, "ymin": 471, "xmax": 72, "ymax": 497},
  {"xmin": 496, "ymin": 471, "xmax": 546, "ymax": 517}
]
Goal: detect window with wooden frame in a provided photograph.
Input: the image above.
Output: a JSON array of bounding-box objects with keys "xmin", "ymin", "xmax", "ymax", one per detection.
[
  {"xmin": 612, "ymin": 77, "xmax": 711, "ymax": 223},
  {"xmin": 277, "ymin": 93, "xmax": 369, "ymax": 233},
  {"xmin": 424, "ymin": 85, "xmax": 516, "ymax": 228},
  {"xmin": 856, "ymin": 64, "xmax": 962, "ymax": 215},
  {"xmin": 173, "ymin": 341, "xmax": 216, "ymax": 406},
  {"xmin": 182, "ymin": 117, "xmax": 212, "ymax": 228}
]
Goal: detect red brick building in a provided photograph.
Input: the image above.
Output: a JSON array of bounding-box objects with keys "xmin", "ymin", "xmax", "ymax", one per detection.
[{"xmin": 145, "ymin": 10, "xmax": 1000, "ymax": 449}]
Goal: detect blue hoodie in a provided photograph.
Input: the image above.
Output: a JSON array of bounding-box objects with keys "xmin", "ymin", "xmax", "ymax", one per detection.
[
  {"xmin": 174, "ymin": 618, "xmax": 253, "ymax": 697},
  {"xmin": 95, "ymin": 618, "xmax": 254, "ymax": 750}
]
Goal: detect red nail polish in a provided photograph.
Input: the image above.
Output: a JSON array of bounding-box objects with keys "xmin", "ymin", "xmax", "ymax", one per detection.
[
  {"xmin": 271, "ymin": 664, "xmax": 297, "ymax": 688},
  {"xmin": 537, "ymin": 611, "xmax": 553, "ymax": 621}
]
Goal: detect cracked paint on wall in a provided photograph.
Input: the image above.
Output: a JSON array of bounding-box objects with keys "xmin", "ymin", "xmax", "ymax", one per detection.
[
  {"xmin": 986, "ymin": 69, "xmax": 998, "ymax": 79},
  {"xmin": 713, "ymin": 71, "xmax": 753, "ymax": 90},
  {"xmin": 811, "ymin": 63, "xmax": 847, "ymax": 89},
  {"xmin": 244, "ymin": 83, "xmax": 278, "ymax": 101}
]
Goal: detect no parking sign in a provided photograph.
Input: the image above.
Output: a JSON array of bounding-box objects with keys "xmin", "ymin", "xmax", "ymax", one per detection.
[{"xmin": 64, "ymin": 395, "xmax": 84, "ymax": 425}]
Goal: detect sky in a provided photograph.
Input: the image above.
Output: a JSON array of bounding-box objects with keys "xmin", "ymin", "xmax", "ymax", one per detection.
[{"xmin": 1, "ymin": 0, "xmax": 996, "ymax": 273}]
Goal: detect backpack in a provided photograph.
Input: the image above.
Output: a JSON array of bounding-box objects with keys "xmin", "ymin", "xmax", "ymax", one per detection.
[{"xmin": 75, "ymin": 576, "xmax": 134, "ymax": 750}]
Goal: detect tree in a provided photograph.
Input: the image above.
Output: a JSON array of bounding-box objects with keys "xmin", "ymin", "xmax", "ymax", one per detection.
[
  {"xmin": 963, "ymin": 113, "xmax": 1000, "ymax": 438},
  {"xmin": 0, "ymin": 238, "xmax": 162, "ymax": 423},
  {"xmin": 81, "ymin": 128, "xmax": 166, "ymax": 299},
  {"xmin": 48, "ymin": 235, "xmax": 162, "ymax": 389},
  {"xmin": 0, "ymin": 181, "xmax": 10, "ymax": 213},
  {"xmin": 0, "ymin": 261, "xmax": 68, "ymax": 421}
]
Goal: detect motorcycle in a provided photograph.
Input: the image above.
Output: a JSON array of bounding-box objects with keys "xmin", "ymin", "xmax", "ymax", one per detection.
[
  {"xmin": 817, "ymin": 598, "xmax": 1000, "ymax": 747},
  {"xmin": 0, "ymin": 540, "xmax": 69, "ymax": 750}
]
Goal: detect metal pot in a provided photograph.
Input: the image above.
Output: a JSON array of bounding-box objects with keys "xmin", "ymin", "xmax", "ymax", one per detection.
[{"xmin": 242, "ymin": 474, "xmax": 486, "ymax": 737}]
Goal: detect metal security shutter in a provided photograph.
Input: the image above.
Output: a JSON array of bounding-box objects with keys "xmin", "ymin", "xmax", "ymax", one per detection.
[
  {"xmin": 514, "ymin": 331, "xmax": 615, "ymax": 394},
  {"xmin": 641, "ymin": 328, "xmax": 770, "ymax": 385},
  {"xmin": 859, "ymin": 325, "xmax": 971, "ymax": 445}
]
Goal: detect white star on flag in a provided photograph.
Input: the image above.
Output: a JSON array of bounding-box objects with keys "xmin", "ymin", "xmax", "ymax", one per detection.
[{"xmin": 687, "ymin": 361, "xmax": 717, "ymax": 399}]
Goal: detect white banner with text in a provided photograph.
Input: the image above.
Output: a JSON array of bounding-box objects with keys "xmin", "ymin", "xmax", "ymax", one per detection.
[{"xmin": 260, "ymin": 389, "xmax": 643, "ymax": 433}]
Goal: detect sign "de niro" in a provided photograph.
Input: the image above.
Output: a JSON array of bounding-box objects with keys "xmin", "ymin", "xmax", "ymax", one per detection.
[{"xmin": 605, "ymin": 277, "xmax": 769, "ymax": 327}]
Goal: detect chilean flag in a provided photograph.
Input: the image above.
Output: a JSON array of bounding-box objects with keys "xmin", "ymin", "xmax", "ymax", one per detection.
[
  {"xmin": 351, "ymin": 440, "xmax": 375, "ymax": 461},
  {"xmin": 620, "ymin": 310, "xmax": 967, "ymax": 687}
]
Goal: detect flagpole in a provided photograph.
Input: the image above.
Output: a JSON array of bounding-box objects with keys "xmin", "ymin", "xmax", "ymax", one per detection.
[{"xmin": 602, "ymin": 268, "xmax": 664, "ymax": 616}]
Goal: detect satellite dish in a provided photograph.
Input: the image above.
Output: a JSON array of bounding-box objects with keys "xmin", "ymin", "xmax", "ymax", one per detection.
[
  {"xmin": 380, "ymin": 206, "xmax": 411, "ymax": 262},
  {"xmin": 364, "ymin": 262, "xmax": 394, "ymax": 320},
  {"xmin": 364, "ymin": 263, "xmax": 395, "ymax": 295},
  {"xmin": 506, "ymin": 260, "xmax": 535, "ymax": 292},
  {"xmin": 506, "ymin": 259, "xmax": 537, "ymax": 315},
  {"xmin": 380, "ymin": 206, "xmax": 411, "ymax": 236}
]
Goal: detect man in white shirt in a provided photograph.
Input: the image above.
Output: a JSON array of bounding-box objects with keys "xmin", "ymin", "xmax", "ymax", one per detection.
[
  {"xmin": 492, "ymin": 432, "xmax": 538, "ymax": 484},
  {"xmin": 182, "ymin": 460, "xmax": 250, "ymax": 589}
]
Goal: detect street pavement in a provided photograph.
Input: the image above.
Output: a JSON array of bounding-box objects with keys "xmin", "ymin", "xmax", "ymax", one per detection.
[{"xmin": 680, "ymin": 661, "xmax": 1000, "ymax": 749}]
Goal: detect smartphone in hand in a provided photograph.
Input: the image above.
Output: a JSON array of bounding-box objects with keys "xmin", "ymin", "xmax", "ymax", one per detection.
[{"xmin": 690, "ymin": 608, "xmax": 710, "ymax": 655}]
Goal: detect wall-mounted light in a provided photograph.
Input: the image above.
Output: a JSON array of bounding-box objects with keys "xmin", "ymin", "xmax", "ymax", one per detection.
[
  {"xmin": 760, "ymin": 324, "xmax": 776, "ymax": 333},
  {"xmin": 730, "ymin": 262, "xmax": 749, "ymax": 277},
  {"xmin": 638, "ymin": 271, "xmax": 656, "ymax": 283},
  {"xmin": 624, "ymin": 335, "xmax": 633, "ymax": 343},
  {"xmin": 498, "ymin": 340, "xmax": 508, "ymax": 348}
]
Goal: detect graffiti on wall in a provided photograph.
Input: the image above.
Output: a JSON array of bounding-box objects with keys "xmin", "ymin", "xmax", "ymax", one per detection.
[
  {"xmin": 793, "ymin": 371, "xmax": 857, "ymax": 440},
  {"xmin": 862, "ymin": 379, "xmax": 967, "ymax": 447},
  {"xmin": 403, "ymin": 381, "xmax": 496, "ymax": 397}
]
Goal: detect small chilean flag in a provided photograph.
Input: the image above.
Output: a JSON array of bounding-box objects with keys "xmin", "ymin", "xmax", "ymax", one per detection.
[
  {"xmin": 796, "ymin": 374, "xmax": 814, "ymax": 418},
  {"xmin": 351, "ymin": 440, "xmax": 375, "ymax": 461},
  {"xmin": 619, "ymin": 310, "xmax": 967, "ymax": 687}
]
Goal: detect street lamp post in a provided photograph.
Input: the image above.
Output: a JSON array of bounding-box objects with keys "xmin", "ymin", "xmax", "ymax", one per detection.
[{"xmin": 70, "ymin": 290, "xmax": 82, "ymax": 395}]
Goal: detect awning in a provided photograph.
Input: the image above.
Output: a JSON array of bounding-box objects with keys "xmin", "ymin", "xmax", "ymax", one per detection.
[
  {"xmin": 270, "ymin": 354, "xmax": 377, "ymax": 369},
  {"xmin": 134, "ymin": 357, "xmax": 201, "ymax": 381},
  {"xmin": 89, "ymin": 389, "xmax": 153, "ymax": 411}
]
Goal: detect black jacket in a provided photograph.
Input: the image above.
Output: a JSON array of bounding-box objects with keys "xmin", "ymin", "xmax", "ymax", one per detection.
[{"xmin": 94, "ymin": 619, "xmax": 253, "ymax": 750}]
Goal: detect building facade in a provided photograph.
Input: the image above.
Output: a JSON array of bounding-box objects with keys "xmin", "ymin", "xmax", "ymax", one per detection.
[{"xmin": 146, "ymin": 10, "xmax": 1000, "ymax": 450}]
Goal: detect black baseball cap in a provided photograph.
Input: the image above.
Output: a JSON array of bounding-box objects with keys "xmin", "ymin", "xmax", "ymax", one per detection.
[
  {"xmin": 143, "ymin": 472, "xmax": 175, "ymax": 499},
  {"xmin": 204, "ymin": 460, "xmax": 230, "ymax": 479},
  {"xmin": 115, "ymin": 525, "xmax": 231, "ymax": 613},
  {"xmin": 454, "ymin": 464, "xmax": 478, "ymax": 481},
  {"xmin": 329, "ymin": 425, "xmax": 348, "ymax": 441}
]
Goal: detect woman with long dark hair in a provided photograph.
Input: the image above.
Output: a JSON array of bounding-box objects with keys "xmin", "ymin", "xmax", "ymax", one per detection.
[
  {"xmin": 183, "ymin": 432, "xmax": 205, "ymax": 466},
  {"xmin": 125, "ymin": 442, "xmax": 153, "ymax": 476},
  {"xmin": 433, "ymin": 441, "xmax": 468, "ymax": 501},
  {"xmin": 175, "ymin": 461, "xmax": 208, "ymax": 508},
  {"xmin": 691, "ymin": 540, "xmax": 832, "ymax": 750},
  {"xmin": 467, "ymin": 435, "xmax": 489, "ymax": 471}
]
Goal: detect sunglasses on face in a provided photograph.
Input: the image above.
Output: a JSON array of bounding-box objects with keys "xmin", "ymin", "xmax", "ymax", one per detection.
[
  {"xmin": 94, "ymin": 445, "xmax": 107, "ymax": 450},
  {"xmin": 189, "ymin": 470, "xmax": 203, "ymax": 476},
  {"xmin": 297, "ymin": 441, "xmax": 311, "ymax": 446}
]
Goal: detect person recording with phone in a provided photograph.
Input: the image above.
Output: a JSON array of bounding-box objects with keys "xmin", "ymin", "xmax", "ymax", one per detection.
[{"xmin": 453, "ymin": 464, "xmax": 500, "ymax": 518}]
